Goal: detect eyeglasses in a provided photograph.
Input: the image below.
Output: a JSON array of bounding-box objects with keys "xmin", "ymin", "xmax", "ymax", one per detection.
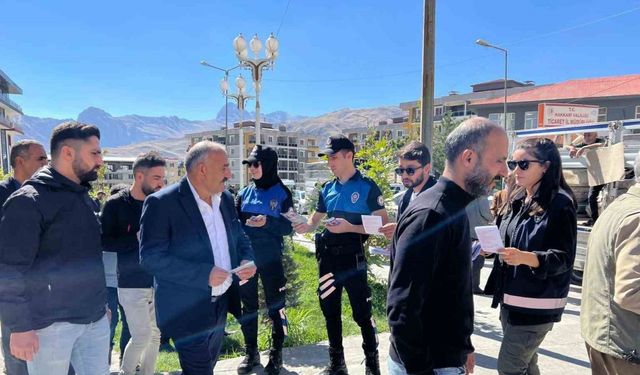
[
  {"xmin": 247, "ymin": 161, "xmax": 260, "ymax": 168},
  {"xmin": 395, "ymin": 167, "xmax": 421, "ymax": 176},
  {"xmin": 507, "ymin": 159, "xmax": 546, "ymax": 171}
]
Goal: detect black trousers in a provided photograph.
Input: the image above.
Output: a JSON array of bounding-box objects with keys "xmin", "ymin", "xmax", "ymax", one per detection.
[
  {"xmin": 588, "ymin": 184, "xmax": 605, "ymax": 221},
  {"xmin": 317, "ymin": 249, "xmax": 377, "ymax": 352},
  {"xmin": 239, "ymin": 259, "xmax": 287, "ymax": 349}
]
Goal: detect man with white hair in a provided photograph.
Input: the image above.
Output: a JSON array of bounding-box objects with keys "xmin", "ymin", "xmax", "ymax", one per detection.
[
  {"xmin": 140, "ymin": 141, "xmax": 256, "ymax": 374},
  {"xmin": 581, "ymin": 151, "xmax": 640, "ymax": 373}
]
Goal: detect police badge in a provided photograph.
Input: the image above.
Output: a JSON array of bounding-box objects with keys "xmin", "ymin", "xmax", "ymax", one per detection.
[{"xmin": 351, "ymin": 192, "xmax": 360, "ymax": 204}]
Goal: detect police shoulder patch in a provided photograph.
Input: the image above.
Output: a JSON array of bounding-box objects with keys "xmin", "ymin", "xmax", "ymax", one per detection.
[
  {"xmin": 377, "ymin": 195, "xmax": 384, "ymax": 206},
  {"xmin": 351, "ymin": 192, "xmax": 360, "ymax": 204}
]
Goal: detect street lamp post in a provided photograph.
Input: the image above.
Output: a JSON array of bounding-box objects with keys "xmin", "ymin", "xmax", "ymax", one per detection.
[
  {"xmin": 226, "ymin": 75, "xmax": 254, "ymax": 188},
  {"xmin": 200, "ymin": 61, "xmax": 240, "ymax": 146},
  {"xmin": 475, "ymin": 39, "xmax": 509, "ymax": 131},
  {"xmin": 232, "ymin": 33, "xmax": 279, "ymax": 146}
]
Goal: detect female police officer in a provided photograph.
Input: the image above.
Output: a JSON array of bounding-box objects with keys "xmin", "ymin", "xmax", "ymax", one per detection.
[{"xmin": 236, "ymin": 145, "xmax": 293, "ymax": 375}]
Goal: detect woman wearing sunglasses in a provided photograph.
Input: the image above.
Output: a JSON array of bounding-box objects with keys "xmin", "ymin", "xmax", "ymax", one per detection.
[
  {"xmin": 235, "ymin": 145, "xmax": 294, "ymax": 375},
  {"xmin": 485, "ymin": 137, "xmax": 577, "ymax": 375}
]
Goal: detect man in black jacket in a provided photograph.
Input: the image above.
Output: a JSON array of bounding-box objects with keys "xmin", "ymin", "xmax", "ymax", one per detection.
[
  {"xmin": 379, "ymin": 141, "xmax": 436, "ymax": 240},
  {"xmin": 0, "ymin": 140, "xmax": 47, "ymax": 375},
  {"xmin": 387, "ymin": 117, "xmax": 509, "ymax": 375},
  {"xmin": 0, "ymin": 122, "xmax": 109, "ymax": 375},
  {"xmin": 101, "ymin": 151, "xmax": 166, "ymax": 375}
]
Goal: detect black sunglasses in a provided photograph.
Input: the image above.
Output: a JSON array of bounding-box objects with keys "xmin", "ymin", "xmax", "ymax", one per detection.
[
  {"xmin": 247, "ymin": 161, "xmax": 260, "ymax": 168},
  {"xmin": 395, "ymin": 167, "xmax": 421, "ymax": 176},
  {"xmin": 507, "ymin": 159, "xmax": 546, "ymax": 171}
]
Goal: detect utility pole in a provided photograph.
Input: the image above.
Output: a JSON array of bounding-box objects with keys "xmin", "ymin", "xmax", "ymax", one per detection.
[{"xmin": 420, "ymin": 0, "xmax": 436, "ymax": 150}]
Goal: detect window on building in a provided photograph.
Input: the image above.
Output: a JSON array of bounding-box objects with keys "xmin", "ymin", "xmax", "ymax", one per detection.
[
  {"xmin": 635, "ymin": 106, "xmax": 640, "ymax": 119},
  {"xmin": 412, "ymin": 107, "xmax": 421, "ymax": 122},
  {"xmin": 434, "ymin": 106, "xmax": 444, "ymax": 117},
  {"xmin": 397, "ymin": 130, "xmax": 404, "ymax": 138},
  {"xmin": 229, "ymin": 135, "xmax": 236, "ymax": 143},
  {"xmin": 268, "ymin": 136, "xmax": 273, "ymax": 144},
  {"xmin": 361, "ymin": 133, "xmax": 367, "ymax": 141},
  {"xmin": 524, "ymin": 111, "xmax": 538, "ymax": 129},
  {"xmin": 488, "ymin": 112, "xmax": 516, "ymax": 130},
  {"xmin": 598, "ymin": 107, "xmax": 607, "ymax": 122},
  {"xmin": 230, "ymin": 148, "xmax": 235, "ymax": 155}
]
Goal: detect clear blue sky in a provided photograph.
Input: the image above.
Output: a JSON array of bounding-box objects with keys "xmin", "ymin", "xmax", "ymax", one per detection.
[{"xmin": 3, "ymin": 0, "xmax": 640, "ymax": 120}]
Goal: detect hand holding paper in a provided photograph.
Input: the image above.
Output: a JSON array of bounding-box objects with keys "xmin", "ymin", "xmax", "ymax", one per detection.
[
  {"xmin": 361, "ymin": 215, "xmax": 383, "ymax": 235},
  {"xmin": 474, "ymin": 225, "xmax": 504, "ymax": 254}
]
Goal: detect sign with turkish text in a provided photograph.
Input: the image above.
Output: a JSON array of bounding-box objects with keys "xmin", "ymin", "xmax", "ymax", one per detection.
[{"xmin": 537, "ymin": 103, "xmax": 599, "ymax": 127}]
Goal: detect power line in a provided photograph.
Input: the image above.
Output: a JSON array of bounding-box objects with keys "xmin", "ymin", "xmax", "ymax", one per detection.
[
  {"xmin": 275, "ymin": 0, "xmax": 292, "ymax": 37},
  {"xmin": 504, "ymin": 5, "xmax": 640, "ymax": 46},
  {"xmin": 268, "ymin": 4, "xmax": 640, "ymax": 85},
  {"xmin": 567, "ymin": 75, "xmax": 640, "ymax": 103}
]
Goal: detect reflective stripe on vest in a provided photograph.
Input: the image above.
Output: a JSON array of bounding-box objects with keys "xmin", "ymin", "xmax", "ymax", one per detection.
[{"xmin": 503, "ymin": 293, "xmax": 567, "ymax": 309}]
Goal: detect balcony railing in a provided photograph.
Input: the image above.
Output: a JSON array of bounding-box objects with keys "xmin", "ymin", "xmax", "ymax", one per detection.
[
  {"xmin": 0, "ymin": 92, "xmax": 23, "ymax": 113},
  {"xmin": 0, "ymin": 113, "xmax": 22, "ymax": 133}
]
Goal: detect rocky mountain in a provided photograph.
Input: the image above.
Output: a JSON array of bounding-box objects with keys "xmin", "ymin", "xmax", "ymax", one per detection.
[{"xmin": 18, "ymin": 104, "xmax": 407, "ymax": 158}]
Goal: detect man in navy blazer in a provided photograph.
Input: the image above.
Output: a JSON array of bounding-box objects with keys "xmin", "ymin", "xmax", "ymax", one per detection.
[{"xmin": 140, "ymin": 141, "xmax": 256, "ymax": 374}]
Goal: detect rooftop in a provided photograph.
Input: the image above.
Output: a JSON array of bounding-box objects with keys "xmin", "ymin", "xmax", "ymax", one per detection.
[{"xmin": 472, "ymin": 74, "xmax": 640, "ymax": 105}]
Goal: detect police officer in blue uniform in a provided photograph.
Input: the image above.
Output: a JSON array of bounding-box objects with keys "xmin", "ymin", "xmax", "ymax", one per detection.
[
  {"xmin": 235, "ymin": 145, "xmax": 293, "ymax": 375},
  {"xmin": 294, "ymin": 135, "xmax": 388, "ymax": 375}
]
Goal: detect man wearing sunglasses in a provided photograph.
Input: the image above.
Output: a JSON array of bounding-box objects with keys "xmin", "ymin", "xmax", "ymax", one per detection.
[{"xmin": 379, "ymin": 141, "xmax": 436, "ymax": 240}]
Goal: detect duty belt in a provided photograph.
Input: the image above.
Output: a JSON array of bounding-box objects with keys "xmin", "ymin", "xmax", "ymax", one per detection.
[{"xmin": 321, "ymin": 243, "xmax": 363, "ymax": 256}]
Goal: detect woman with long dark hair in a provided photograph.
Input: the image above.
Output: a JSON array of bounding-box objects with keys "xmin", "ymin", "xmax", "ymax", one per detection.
[{"xmin": 485, "ymin": 137, "xmax": 577, "ymax": 374}]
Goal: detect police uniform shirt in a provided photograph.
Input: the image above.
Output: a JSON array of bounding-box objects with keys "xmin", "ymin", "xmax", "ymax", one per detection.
[
  {"xmin": 317, "ymin": 170, "xmax": 385, "ymax": 244},
  {"xmin": 238, "ymin": 183, "xmax": 292, "ymax": 220}
]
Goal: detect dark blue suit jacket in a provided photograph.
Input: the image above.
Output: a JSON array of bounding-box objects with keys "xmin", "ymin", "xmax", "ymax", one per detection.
[{"xmin": 140, "ymin": 177, "xmax": 254, "ymax": 339}]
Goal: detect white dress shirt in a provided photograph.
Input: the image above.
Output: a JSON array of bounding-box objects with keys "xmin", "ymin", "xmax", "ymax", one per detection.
[{"xmin": 187, "ymin": 178, "xmax": 232, "ymax": 295}]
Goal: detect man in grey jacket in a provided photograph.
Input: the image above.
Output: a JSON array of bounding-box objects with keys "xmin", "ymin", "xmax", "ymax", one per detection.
[{"xmin": 581, "ymin": 151, "xmax": 640, "ymax": 374}]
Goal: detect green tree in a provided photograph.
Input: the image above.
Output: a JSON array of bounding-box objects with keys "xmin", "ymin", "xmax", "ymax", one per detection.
[
  {"xmin": 356, "ymin": 131, "xmax": 403, "ymax": 273},
  {"xmin": 0, "ymin": 168, "xmax": 7, "ymax": 181},
  {"xmin": 431, "ymin": 112, "xmax": 462, "ymax": 176}
]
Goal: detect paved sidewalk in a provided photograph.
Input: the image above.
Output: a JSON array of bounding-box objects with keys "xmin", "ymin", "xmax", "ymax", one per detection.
[{"xmin": 1, "ymin": 235, "xmax": 591, "ymax": 374}]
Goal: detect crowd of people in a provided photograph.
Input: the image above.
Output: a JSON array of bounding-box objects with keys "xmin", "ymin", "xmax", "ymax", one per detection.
[{"xmin": 0, "ymin": 117, "xmax": 638, "ymax": 375}]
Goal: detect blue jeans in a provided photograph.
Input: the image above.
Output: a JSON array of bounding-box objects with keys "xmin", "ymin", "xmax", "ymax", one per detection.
[
  {"xmin": 27, "ymin": 314, "xmax": 110, "ymax": 375},
  {"xmin": 2, "ymin": 321, "xmax": 29, "ymax": 375},
  {"xmin": 106, "ymin": 286, "xmax": 131, "ymax": 357},
  {"xmin": 387, "ymin": 356, "xmax": 466, "ymax": 375}
]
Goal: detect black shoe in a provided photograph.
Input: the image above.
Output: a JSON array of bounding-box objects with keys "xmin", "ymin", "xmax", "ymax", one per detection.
[
  {"xmin": 237, "ymin": 347, "xmax": 260, "ymax": 375},
  {"xmin": 159, "ymin": 342, "xmax": 175, "ymax": 353},
  {"xmin": 319, "ymin": 348, "xmax": 348, "ymax": 375},
  {"xmin": 264, "ymin": 347, "xmax": 283, "ymax": 375},
  {"xmin": 364, "ymin": 350, "xmax": 380, "ymax": 375}
]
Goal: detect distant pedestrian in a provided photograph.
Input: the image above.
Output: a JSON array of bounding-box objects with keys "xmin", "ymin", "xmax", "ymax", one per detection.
[
  {"xmin": 101, "ymin": 151, "xmax": 166, "ymax": 375},
  {"xmin": 235, "ymin": 145, "xmax": 294, "ymax": 375},
  {"xmin": 0, "ymin": 139, "xmax": 48, "ymax": 375},
  {"xmin": 387, "ymin": 117, "xmax": 509, "ymax": 375},
  {"xmin": 466, "ymin": 196, "xmax": 493, "ymax": 295},
  {"xmin": 567, "ymin": 132, "xmax": 606, "ymax": 225},
  {"xmin": 0, "ymin": 122, "xmax": 109, "ymax": 375},
  {"xmin": 581, "ymin": 151, "xmax": 640, "ymax": 374},
  {"xmin": 486, "ymin": 137, "xmax": 577, "ymax": 375},
  {"xmin": 379, "ymin": 140, "xmax": 436, "ymax": 239}
]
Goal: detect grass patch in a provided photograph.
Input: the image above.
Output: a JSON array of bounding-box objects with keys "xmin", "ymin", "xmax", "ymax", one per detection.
[{"xmin": 112, "ymin": 242, "xmax": 388, "ymax": 372}]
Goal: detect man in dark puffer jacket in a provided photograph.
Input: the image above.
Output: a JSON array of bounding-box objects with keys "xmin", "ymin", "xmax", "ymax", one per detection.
[{"xmin": 0, "ymin": 121, "xmax": 109, "ymax": 375}]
